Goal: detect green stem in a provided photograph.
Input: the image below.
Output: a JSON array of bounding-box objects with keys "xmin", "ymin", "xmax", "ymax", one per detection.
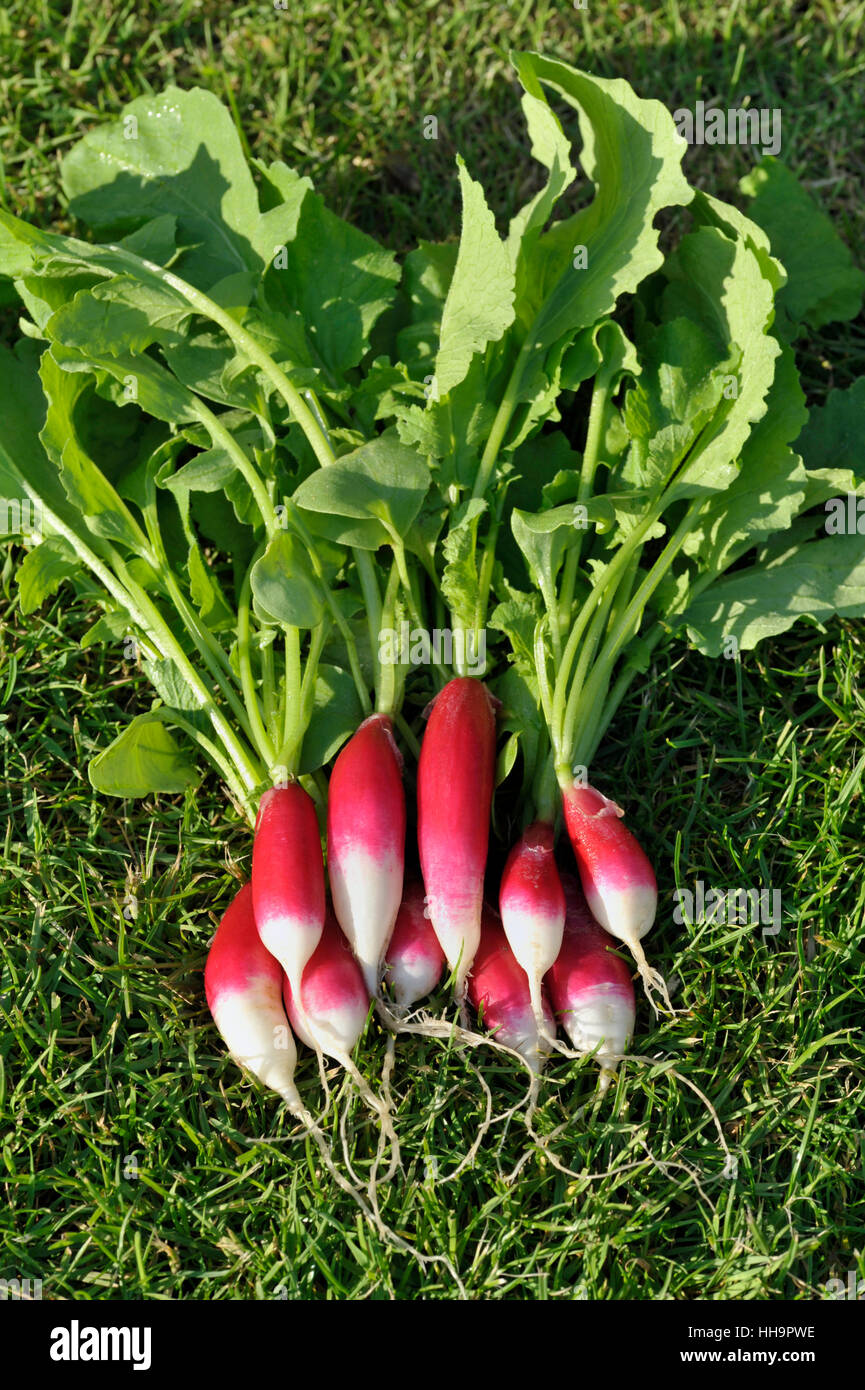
[
  {"xmin": 568, "ymin": 375, "xmax": 610, "ymax": 582},
  {"xmin": 392, "ymin": 538, "xmax": 451, "ymax": 682},
  {"xmin": 471, "ymin": 335, "xmax": 534, "ymax": 500},
  {"xmin": 377, "ymin": 562, "xmax": 401, "ymax": 718},
  {"xmin": 141, "ymin": 261, "xmax": 336, "ymax": 470},
  {"xmin": 298, "ymin": 621, "xmax": 328, "ymax": 737},
  {"xmin": 278, "ymin": 625, "xmax": 303, "ymax": 777},
  {"xmin": 148, "ymin": 546, "xmax": 255, "ymax": 745},
  {"xmin": 354, "ymin": 548, "xmax": 383, "ymax": 701},
  {"xmin": 28, "ymin": 490, "xmax": 262, "ymax": 794},
  {"xmin": 148, "ymin": 708, "xmax": 256, "ymax": 826},
  {"xmin": 578, "ymin": 379, "xmax": 610, "ymax": 507},
  {"xmin": 558, "ymin": 549, "xmax": 579, "ymax": 627},
  {"xmin": 562, "ymin": 548, "xmax": 639, "ymax": 760},
  {"xmin": 261, "ymin": 638, "xmax": 277, "ymax": 744},
  {"xmin": 582, "ymin": 625, "xmax": 666, "ymax": 767},
  {"xmin": 395, "ymin": 712, "xmax": 421, "ymax": 761},
  {"xmin": 12, "ymin": 496, "xmax": 264, "ymax": 792},
  {"xmin": 113, "ymin": 555, "xmax": 264, "ymax": 793},
  {"xmin": 391, "ymin": 540, "xmax": 424, "ymax": 634},
  {"xmin": 561, "ymin": 581, "xmax": 619, "ymax": 760},
  {"xmin": 551, "ymin": 505, "xmax": 660, "ymax": 770},
  {"xmin": 568, "ymin": 504, "xmax": 699, "ymax": 766},
  {"xmin": 473, "ymin": 497, "xmax": 504, "ymax": 674},
  {"xmin": 534, "ymin": 621, "xmax": 555, "ymax": 730},
  {"xmin": 283, "ymin": 505, "xmax": 371, "ymax": 714},
  {"xmin": 237, "ymin": 559, "xmax": 277, "ymax": 765},
  {"xmin": 193, "ymin": 400, "xmax": 277, "ymax": 536},
  {"xmin": 532, "ymin": 745, "xmax": 559, "ymax": 828}
]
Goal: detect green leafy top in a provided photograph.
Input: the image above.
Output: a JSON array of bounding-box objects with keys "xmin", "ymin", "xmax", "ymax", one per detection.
[{"xmin": 0, "ymin": 58, "xmax": 862, "ymax": 822}]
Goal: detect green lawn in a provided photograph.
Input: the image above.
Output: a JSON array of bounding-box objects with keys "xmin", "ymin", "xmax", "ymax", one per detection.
[{"xmin": 1, "ymin": 0, "xmax": 863, "ymax": 1300}]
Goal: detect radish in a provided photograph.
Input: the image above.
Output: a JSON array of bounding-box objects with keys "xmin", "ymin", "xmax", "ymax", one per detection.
[
  {"xmin": 383, "ymin": 878, "xmax": 446, "ymax": 1010},
  {"xmin": 204, "ymin": 882, "xmax": 303, "ymax": 1111},
  {"xmin": 282, "ymin": 905, "xmax": 370, "ymax": 1064},
  {"xmin": 467, "ymin": 904, "xmax": 554, "ymax": 1074},
  {"xmin": 499, "ymin": 821, "xmax": 564, "ymax": 1040},
  {"xmin": 417, "ymin": 677, "xmax": 497, "ymax": 1003},
  {"xmin": 206, "ymin": 886, "xmax": 404, "ymax": 1244},
  {"xmin": 547, "ymin": 872, "xmax": 636, "ymax": 1090},
  {"xmin": 327, "ymin": 713, "xmax": 406, "ymax": 996},
  {"xmin": 282, "ymin": 906, "xmax": 398, "ymax": 1165},
  {"xmin": 252, "ymin": 783, "xmax": 325, "ymax": 997},
  {"xmin": 560, "ymin": 779, "xmax": 671, "ymax": 1011}
]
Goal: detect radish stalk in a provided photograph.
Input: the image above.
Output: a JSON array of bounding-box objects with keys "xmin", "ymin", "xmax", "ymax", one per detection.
[
  {"xmin": 560, "ymin": 779, "xmax": 672, "ymax": 1013},
  {"xmin": 417, "ymin": 677, "xmax": 497, "ymax": 1006},
  {"xmin": 499, "ymin": 820, "xmax": 565, "ymax": 1042},
  {"xmin": 383, "ymin": 878, "xmax": 446, "ymax": 1010},
  {"xmin": 252, "ymin": 783, "xmax": 325, "ymax": 996},
  {"xmin": 327, "ymin": 713, "xmax": 406, "ymax": 996},
  {"xmin": 467, "ymin": 904, "xmax": 555, "ymax": 1075},
  {"xmin": 547, "ymin": 872, "xmax": 636, "ymax": 1090}
]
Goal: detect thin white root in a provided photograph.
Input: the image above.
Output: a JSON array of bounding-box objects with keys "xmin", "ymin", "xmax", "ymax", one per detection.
[
  {"xmin": 369, "ymin": 1034, "xmax": 398, "ymax": 1192},
  {"xmin": 380, "ymin": 1030, "xmax": 397, "ymax": 1107},
  {"xmin": 286, "ymin": 1097, "xmax": 465, "ymax": 1296},
  {"xmin": 521, "ymin": 1049, "xmax": 731, "ymax": 1195},
  {"xmin": 529, "ymin": 975, "xmax": 554, "ymax": 1049},
  {"xmin": 285, "ymin": 1097, "xmax": 369, "ymax": 1211},
  {"xmin": 629, "ymin": 937, "xmax": 679, "ymax": 1016},
  {"xmin": 375, "ymin": 1007, "xmax": 526, "ymax": 1181},
  {"xmin": 375, "ymin": 996, "xmax": 406, "ymax": 1032},
  {"xmin": 384, "ymin": 1008, "xmax": 545, "ymax": 1171},
  {"xmin": 338, "ymin": 1053, "xmax": 401, "ymax": 1182},
  {"xmin": 314, "ymin": 1049, "xmax": 334, "ymax": 1115}
]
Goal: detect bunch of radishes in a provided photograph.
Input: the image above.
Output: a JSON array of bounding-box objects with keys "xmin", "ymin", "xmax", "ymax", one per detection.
[{"xmin": 205, "ymin": 675, "xmax": 658, "ymax": 1116}]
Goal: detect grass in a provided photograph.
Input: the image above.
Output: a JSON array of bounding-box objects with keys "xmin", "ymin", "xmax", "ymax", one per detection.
[{"xmin": 0, "ymin": 0, "xmax": 864, "ymax": 1300}]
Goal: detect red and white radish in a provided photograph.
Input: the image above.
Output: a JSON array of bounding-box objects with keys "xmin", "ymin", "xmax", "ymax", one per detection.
[
  {"xmin": 467, "ymin": 904, "xmax": 554, "ymax": 1074},
  {"xmin": 417, "ymin": 677, "xmax": 496, "ymax": 1002},
  {"xmin": 383, "ymin": 878, "xmax": 446, "ymax": 1010},
  {"xmin": 252, "ymin": 783, "xmax": 325, "ymax": 997},
  {"xmin": 547, "ymin": 872, "xmax": 636, "ymax": 1089},
  {"xmin": 204, "ymin": 882, "xmax": 302, "ymax": 1111},
  {"xmin": 282, "ymin": 907, "xmax": 398, "ymax": 1163},
  {"xmin": 282, "ymin": 906, "xmax": 370, "ymax": 1064},
  {"xmin": 561, "ymin": 779, "xmax": 671, "ymax": 1010},
  {"xmin": 499, "ymin": 820, "xmax": 564, "ymax": 1039},
  {"xmin": 327, "ymin": 713, "xmax": 406, "ymax": 996}
]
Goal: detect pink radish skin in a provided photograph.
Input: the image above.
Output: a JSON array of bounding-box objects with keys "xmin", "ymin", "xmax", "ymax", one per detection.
[
  {"xmin": 560, "ymin": 780, "xmax": 671, "ymax": 1011},
  {"xmin": 384, "ymin": 879, "xmax": 446, "ymax": 1009},
  {"xmin": 499, "ymin": 821, "xmax": 565, "ymax": 1038},
  {"xmin": 252, "ymin": 783, "xmax": 325, "ymax": 996},
  {"xmin": 327, "ymin": 714, "xmax": 406, "ymax": 995},
  {"xmin": 282, "ymin": 907, "xmax": 370, "ymax": 1062},
  {"xmin": 207, "ymin": 889, "xmax": 392, "ymax": 1233},
  {"xmin": 467, "ymin": 906, "xmax": 555, "ymax": 1073},
  {"xmin": 417, "ymin": 677, "xmax": 496, "ymax": 999},
  {"xmin": 547, "ymin": 873, "xmax": 636, "ymax": 1090},
  {"xmin": 205, "ymin": 883, "xmax": 301, "ymax": 1108},
  {"xmin": 283, "ymin": 909, "xmax": 398, "ymax": 1161}
]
